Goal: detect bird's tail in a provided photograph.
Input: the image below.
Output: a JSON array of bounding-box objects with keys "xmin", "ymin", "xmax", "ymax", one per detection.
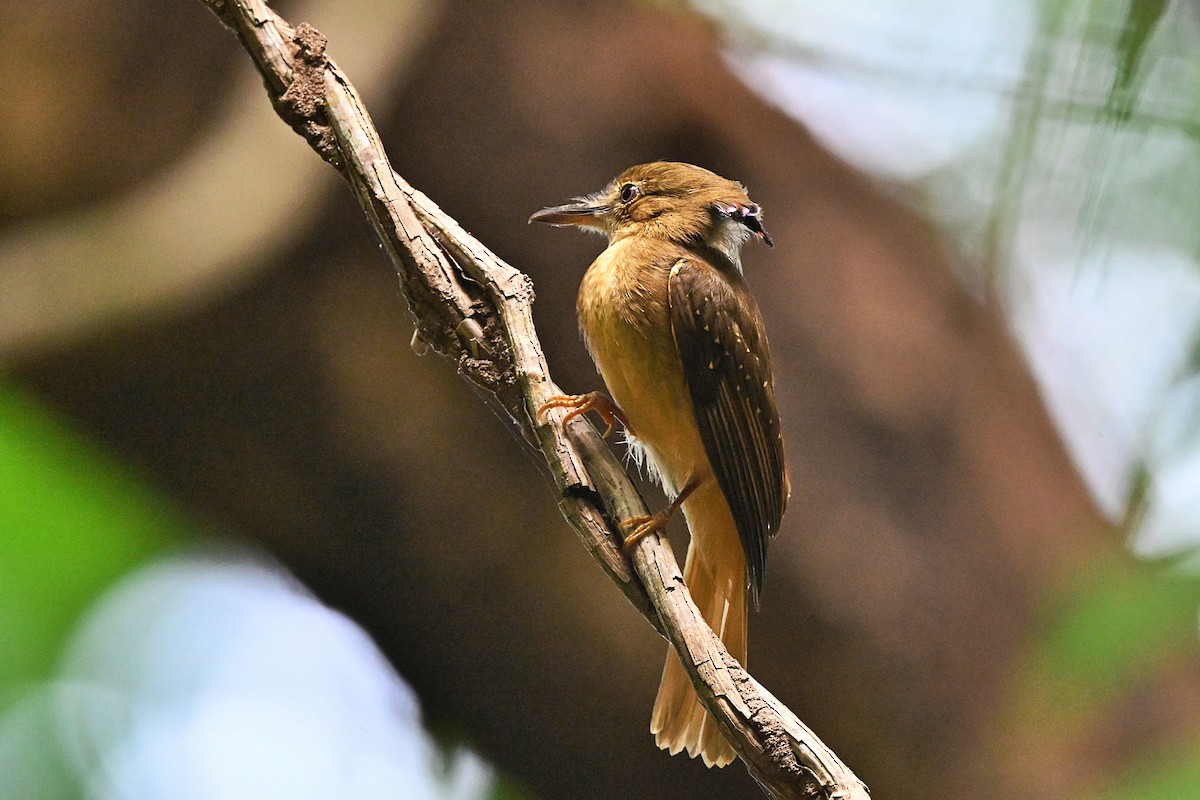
[{"xmin": 650, "ymin": 483, "xmax": 746, "ymax": 768}]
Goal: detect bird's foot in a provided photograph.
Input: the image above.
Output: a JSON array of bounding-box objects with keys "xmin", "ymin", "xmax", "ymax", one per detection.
[
  {"xmin": 619, "ymin": 512, "xmax": 672, "ymax": 553},
  {"xmin": 619, "ymin": 479, "xmax": 700, "ymax": 553},
  {"xmin": 537, "ymin": 391, "xmax": 631, "ymax": 438}
]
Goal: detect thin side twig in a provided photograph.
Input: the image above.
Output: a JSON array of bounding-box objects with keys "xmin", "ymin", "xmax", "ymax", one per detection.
[{"xmin": 198, "ymin": 3, "xmax": 870, "ymax": 798}]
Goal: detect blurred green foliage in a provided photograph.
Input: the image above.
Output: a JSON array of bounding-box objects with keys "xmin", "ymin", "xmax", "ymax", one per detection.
[
  {"xmin": 1026, "ymin": 554, "xmax": 1200, "ymax": 800},
  {"xmin": 1037, "ymin": 557, "xmax": 1200, "ymax": 710},
  {"xmin": 0, "ymin": 381, "xmax": 181, "ymax": 708},
  {"xmin": 1088, "ymin": 738, "xmax": 1200, "ymax": 800}
]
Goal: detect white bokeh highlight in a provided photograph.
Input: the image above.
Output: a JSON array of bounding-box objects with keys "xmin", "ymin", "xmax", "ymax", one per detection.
[
  {"xmin": 1008, "ymin": 246, "xmax": 1200, "ymax": 521},
  {"xmin": 698, "ymin": 0, "xmax": 1035, "ymax": 178},
  {"xmin": 41, "ymin": 554, "xmax": 492, "ymax": 800}
]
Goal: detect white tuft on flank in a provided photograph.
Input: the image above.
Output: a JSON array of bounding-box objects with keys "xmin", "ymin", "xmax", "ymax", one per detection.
[{"xmin": 621, "ymin": 432, "xmax": 662, "ymax": 484}]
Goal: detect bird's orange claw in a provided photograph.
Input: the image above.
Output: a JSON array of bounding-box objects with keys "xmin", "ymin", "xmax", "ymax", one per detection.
[
  {"xmin": 537, "ymin": 391, "xmax": 631, "ymax": 438},
  {"xmin": 618, "ymin": 479, "xmax": 699, "ymax": 553},
  {"xmin": 619, "ymin": 513, "xmax": 670, "ymax": 553}
]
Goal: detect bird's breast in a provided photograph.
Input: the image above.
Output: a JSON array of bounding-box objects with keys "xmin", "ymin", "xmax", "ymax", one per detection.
[{"xmin": 576, "ymin": 241, "xmax": 710, "ymax": 494}]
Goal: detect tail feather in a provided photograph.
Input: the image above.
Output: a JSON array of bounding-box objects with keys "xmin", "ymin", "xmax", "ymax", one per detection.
[
  {"xmin": 650, "ymin": 486, "xmax": 746, "ymax": 768},
  {"xmin": 694, "ymin": 584, "xmax": 745, "ymax": 764}
]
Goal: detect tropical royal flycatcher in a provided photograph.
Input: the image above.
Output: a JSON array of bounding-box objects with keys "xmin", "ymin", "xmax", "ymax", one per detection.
[{"xmin": 530, "ymin": 162, "xmax": 789, "ymax": 768}]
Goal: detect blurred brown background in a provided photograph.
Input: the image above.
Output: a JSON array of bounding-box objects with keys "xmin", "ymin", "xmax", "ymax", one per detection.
[{"xmin": 3, "ymin": 1, "xmax": 1194, "ymax": 799}]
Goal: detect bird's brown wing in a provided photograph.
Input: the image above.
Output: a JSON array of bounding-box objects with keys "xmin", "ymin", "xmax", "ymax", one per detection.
[{"xmin": 667, "ymin": 257, "xmax": 788, "ymax": 605}]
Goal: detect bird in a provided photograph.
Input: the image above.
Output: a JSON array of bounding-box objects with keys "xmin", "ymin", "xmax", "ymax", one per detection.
[{"xmin": 529, "ymin": 161, "xmax": 789, "ymax": 768}]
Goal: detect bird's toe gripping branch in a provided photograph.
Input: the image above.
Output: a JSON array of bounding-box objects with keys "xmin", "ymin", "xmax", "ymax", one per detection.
[
  {"xmin": 619, "ymin": 478, "xmax": 700, "ymax": 553},
  {"xmin": 538, "ymin": 391, "xmax": 632, "ymax": 439}
]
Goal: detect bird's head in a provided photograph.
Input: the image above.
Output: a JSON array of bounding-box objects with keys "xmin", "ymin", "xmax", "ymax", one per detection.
[{"xmin": 530, "ymin": 162, "xmax": 773, "ymax": 260}]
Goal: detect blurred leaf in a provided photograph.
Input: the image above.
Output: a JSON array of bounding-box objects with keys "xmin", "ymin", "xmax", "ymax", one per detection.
[
  {"xmin": 1107, "ymin": 0, "xmax": 1167, "ymax": 122},
  {"xmin": 1083, "ymin": 736, "xmax": 1200, "ymax": 800},
  {"xmin": 1033, "ymin": 555, "xmax": 1200, "ymax": 712},
  {"xmin": 489, "ymin": 776, "xmax": 539, "ymax": 800},
  {"xmin": 0, "ymin": 382, "xmax": 182, "ymax": 706}
]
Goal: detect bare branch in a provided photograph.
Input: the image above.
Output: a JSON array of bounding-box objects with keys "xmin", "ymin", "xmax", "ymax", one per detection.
[{"xmin": 198, "ymin": 2, "xmax": 870, "ymax": 797}]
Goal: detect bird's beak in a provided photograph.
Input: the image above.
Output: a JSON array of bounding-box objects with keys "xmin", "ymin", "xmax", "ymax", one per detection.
[
  {"xmin": 747, "ymin": 220, "xmax": 774, "ymax": 248},
  {"xmin": 528, "ymin": 198, "xmax": 609, "ymax": 227}
]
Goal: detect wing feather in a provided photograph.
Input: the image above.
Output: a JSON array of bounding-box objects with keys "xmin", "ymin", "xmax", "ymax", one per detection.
[{"xmin": 668, "ymin": 257, "xmax": 788, "ymax": 604}]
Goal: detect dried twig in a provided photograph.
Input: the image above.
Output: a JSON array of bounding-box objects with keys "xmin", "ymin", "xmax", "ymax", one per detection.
[{"xmin": 198, "ymin": 2, "xmax": 870, "ymax": 797}]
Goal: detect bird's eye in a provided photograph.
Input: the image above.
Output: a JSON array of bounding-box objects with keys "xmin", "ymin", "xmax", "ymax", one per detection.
[{"xmin": 619, "ymin": 183, "xmax": 640, "ymax": 203}]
